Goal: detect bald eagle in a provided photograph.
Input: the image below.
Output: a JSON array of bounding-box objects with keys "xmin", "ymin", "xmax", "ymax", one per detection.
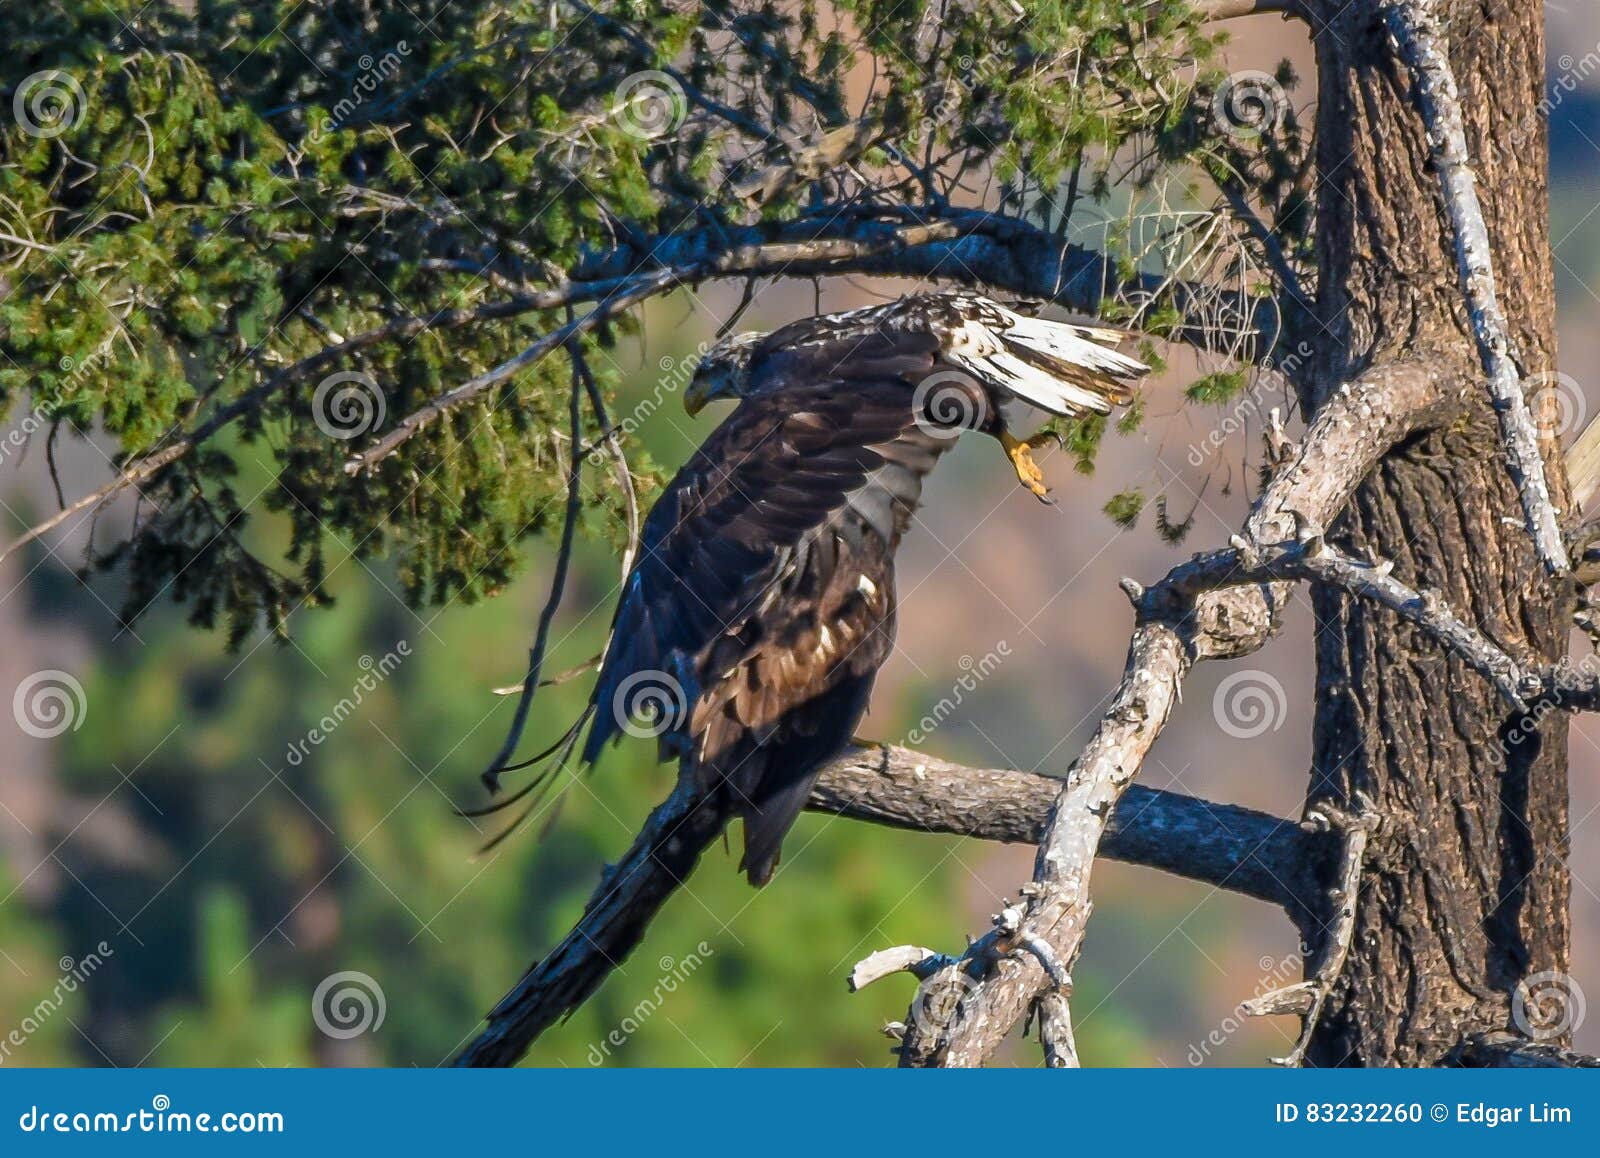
[{"xmin": 551, "ymin": 292, "xmax": 1146, "ymax": 884}]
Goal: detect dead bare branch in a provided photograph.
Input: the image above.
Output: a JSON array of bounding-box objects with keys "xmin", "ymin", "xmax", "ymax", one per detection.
[
  {"xmin": 1383, "ymin": 0, "xmax": 1569, "ymax": 573},
  {"xmin": 848, "ymin": 947, "xmax": 956, "ymax": 992},
  {"xmin": 894, "ymin": 360, "xmax": 1452, "ymax": 1067},
  {"xmin": 452, "ymin": 744, "xmax": 1317, "ymax": 1066},
  {"xmin": 1257, "ymin": 796, "xmax": 1380, "ymax": 1067},
  {"xmin": 1036, "ymin": 990, "xmax": 1079, "ymax": 1068}
]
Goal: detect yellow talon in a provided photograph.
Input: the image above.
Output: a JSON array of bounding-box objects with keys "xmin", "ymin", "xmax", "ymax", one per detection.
[{"xmin": 1001, "ymin": 430, "xmax": 1054, "ymax": 502}]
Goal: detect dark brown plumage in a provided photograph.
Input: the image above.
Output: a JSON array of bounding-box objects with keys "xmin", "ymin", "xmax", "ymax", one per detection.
[{"xmin": 573, "ymin": 292, "xmax": 1147, "ymax": 884}]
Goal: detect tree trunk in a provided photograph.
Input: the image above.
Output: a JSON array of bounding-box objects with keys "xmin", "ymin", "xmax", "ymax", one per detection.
[{"xmin": 1303, "ymin": 0, "xmax": 1572, "ymax": 1065}]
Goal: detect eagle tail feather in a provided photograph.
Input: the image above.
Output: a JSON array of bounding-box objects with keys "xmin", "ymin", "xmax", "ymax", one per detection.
[
  {"xmin": 993, "ymin": 314, "xmax": 1147, "ymax": 415},
  {"xmin": 950, "ymin": 347, "xmax": 1121, "ymax": 418},
  {"xmin": 737, "ymin": 768, "xmax": 816, "ymax": 887}
]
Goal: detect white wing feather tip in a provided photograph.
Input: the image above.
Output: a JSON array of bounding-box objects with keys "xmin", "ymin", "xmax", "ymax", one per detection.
[{"xmin": 942, "ymin": 308, "xmax": 1149, "ymax": 418}]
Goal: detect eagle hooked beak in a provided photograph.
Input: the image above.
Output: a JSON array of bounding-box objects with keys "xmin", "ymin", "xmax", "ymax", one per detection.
[
  {"xmin": 683, "ymin": 376, "xmax": 715, "ymax": 418},
  {"xmin": 684, "ymin": 334, "xmax": 759, "ymax": 416},
  {"xmin": 684, "ymin": 366, "xmax": 739, "ymax": 417}
]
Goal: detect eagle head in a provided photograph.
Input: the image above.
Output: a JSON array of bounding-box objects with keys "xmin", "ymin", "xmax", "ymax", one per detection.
[{"xmin": 684, "ymin": 331, "xmax": 763, "ymax": 416}]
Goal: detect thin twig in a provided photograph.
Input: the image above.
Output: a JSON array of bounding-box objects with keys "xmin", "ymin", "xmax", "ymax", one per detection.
[
  {"xmin": 572, "ymin": 345, "xmax": 640, "ymax": 578},
  {"xmin": 478, "ymin": 346, "xmax": 586, "ymax": 794}
]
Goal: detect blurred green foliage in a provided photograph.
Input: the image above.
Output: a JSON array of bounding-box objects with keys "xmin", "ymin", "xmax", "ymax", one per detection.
[{"xmin": 0, "ymin": 529, "xmax": 978, "ymax": 1065}]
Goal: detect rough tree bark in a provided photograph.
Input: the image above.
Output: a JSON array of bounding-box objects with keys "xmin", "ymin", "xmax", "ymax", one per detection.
[{"xmin": 1301, "ymin": 0, "xmax": 1571, "ymax": 1065}]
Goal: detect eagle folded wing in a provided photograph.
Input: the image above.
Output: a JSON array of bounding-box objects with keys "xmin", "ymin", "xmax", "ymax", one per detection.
[
  {"xmin": 568, "ymin": 290, "xmax": 1146, "ymax": 883},
  {"xmin": 584, "ymin": 379, "xmax": 937, "ymax": 767}
]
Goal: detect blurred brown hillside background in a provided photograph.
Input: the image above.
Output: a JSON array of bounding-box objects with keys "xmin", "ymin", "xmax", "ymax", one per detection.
[{"xmin": 3, "ymin": 6, "xmax": 1599, "ymax": 1065}]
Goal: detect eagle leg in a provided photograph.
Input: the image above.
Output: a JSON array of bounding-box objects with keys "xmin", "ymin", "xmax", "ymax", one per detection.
[{"xmin": 999, "ymin": 430, "xmax": 1058, "ymax": 503}]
